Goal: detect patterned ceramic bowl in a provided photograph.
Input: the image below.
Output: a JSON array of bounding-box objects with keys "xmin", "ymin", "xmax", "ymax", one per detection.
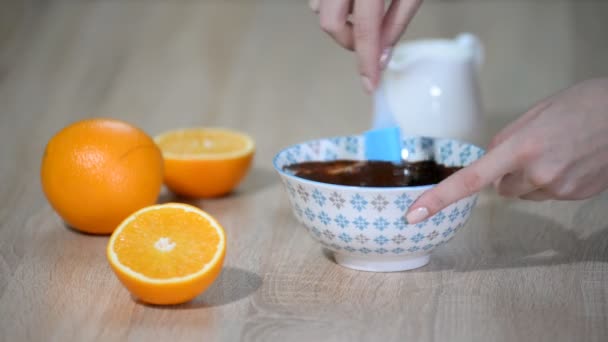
[{"xmin": 273, "ymin": 135, "xmax": 485, "ymax": 272}]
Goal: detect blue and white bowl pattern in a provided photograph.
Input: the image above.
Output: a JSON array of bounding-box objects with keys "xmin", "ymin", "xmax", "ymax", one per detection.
[{"xmin": 273, "ymin": 136, "xmax": 484, "ymax": 264}]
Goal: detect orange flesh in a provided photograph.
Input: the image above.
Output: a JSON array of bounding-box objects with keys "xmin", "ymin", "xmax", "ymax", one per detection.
[
  {"xmin": 157, "ymin": 130, "xmax": 250, "ymax": 156},
  {"xmin": 112, "ymin": 207, "xmax": 221, "ymax": 279}
]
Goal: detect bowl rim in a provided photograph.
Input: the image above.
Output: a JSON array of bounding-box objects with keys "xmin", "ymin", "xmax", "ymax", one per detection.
[{"xmin": 272, "ymin": 134, "xmax": 484, "ymax": 192}]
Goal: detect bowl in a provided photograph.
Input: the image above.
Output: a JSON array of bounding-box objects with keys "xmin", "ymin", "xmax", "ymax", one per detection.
[{"xmin": 273, "ymin": 135, "xmax": 485, "ymax": 272}]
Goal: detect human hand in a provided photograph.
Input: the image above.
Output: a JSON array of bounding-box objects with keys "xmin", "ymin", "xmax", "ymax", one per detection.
[
  {"xmin": 309, "ymin": 0, "xmax": 422, "ymax": 93},
  {"xmin": 406, "ymin": 78, "xmax": 608, "ymax": 224}
]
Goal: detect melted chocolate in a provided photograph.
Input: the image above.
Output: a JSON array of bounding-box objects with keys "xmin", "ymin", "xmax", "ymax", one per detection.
[{"xmin": 284, "ymin": 160, "xmax": 461, "ymax": 187}]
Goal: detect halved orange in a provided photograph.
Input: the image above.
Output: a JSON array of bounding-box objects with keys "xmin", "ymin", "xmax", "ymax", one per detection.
[
  {"xmin": 107, "ymin": 203, "xmax": 226, "ymax": 305},
  {"xmin": 154, "ymin": 128, "xmax": 255, "ymax": 198}
]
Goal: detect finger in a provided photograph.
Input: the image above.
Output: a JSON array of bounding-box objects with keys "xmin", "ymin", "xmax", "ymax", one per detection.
[
  {"xmin": 488, "ymin": 100, "xmax": 551, "ymax": 150},
  {"xmin": 319, "ymin": 0, "xmax": 355, "ymax": 51},
  {"xmin": 405, "ymin": 140, "xmax": 518, "ymax": 224},
  {"xmin": 495, "ymin": 170, "xmax": 539, "ymax": 198},
  {"xmin": 492, "ymin": 177, "xmax": 501, "ymax": 189},
  {"xmin": 382, "ymin": 0, "xmax": 422, "ymax": 47},
  {"xmin": 353, "ymin": 0, "xmax": 385, "ymax": 93},
  {"xmin": 309, "ymin": 0, "xmax": 320, "ymax": 13},
  {"xmin": 380, "ymin": 0, "xmax": 422, "ymax": 69},
  {"xmin": 519, "ymin": 189, "xmax": 551, "ymax": 201}
]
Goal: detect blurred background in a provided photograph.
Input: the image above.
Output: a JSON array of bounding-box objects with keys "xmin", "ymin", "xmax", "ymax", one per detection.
[{"xmin": 1, "ymin": 0, "xmax": 607, "ymax": 154}]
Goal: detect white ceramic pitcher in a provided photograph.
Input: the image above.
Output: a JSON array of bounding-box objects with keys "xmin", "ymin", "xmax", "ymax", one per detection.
[{"xmin": 372, "ymin": 33, "xmax": 486, "ymax": 146}]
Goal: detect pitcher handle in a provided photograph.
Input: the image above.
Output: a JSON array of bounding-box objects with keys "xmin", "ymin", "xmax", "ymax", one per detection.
[{"xmin": 456, "ymin": 32, "xmax": 484, "ymax": 70}]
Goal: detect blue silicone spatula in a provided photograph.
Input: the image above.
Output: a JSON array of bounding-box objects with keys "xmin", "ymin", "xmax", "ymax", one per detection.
[{"xmin": 364, "ymin": 126, "xmax": 403, "ymax": 163}]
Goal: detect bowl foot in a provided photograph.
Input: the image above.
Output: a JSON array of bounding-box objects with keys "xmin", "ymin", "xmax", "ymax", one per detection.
[{"xmin": 333, "ymin": 253, "xmax": 430, "ymax": 272}]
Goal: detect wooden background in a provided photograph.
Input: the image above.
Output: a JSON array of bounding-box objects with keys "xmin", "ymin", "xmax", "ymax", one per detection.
[{"xmin": 1, "ymin": 0, "xmax": 608, "ymax": 341}]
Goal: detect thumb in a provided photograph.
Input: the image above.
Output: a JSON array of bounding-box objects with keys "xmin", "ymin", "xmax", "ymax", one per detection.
[
  {"xmin": 353, "ymin": 0, "xmax": 384, "ymax": 93},
  {"xmin": 405, "ymin": 141, "xmax": 517, "ymax": 224}
]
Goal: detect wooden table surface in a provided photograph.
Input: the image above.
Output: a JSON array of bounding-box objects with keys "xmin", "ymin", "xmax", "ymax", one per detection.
[{"xmin": 2, "ymin": 1, "xmax": 608, "ymax": 341}]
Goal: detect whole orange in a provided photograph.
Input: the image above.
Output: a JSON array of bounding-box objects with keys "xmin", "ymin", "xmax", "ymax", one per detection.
[{"xmin": 41, "ymin": 118, "xmax": 164, "ymax": 234}]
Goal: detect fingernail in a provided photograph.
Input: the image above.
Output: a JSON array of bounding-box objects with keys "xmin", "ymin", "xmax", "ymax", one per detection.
[
  {"xmin": 309, "ymin": 0, "xmax": 320, "ymax": 12},
  {"xmin": 380, "ymin": 47, "xmax": 393, "ymax": 70},
  {"xmin": 406, "ymin": 207, "xmax": 429, "ymax": 224},
  {"xmin": 361, "ymin": 76, "xmax": 374, "ymax": 93}
]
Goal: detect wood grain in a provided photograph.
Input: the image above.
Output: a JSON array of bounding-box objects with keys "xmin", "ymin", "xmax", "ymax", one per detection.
[{"xmin": 1, "ymin": 0, "xmax": 608, "ymax": 341}]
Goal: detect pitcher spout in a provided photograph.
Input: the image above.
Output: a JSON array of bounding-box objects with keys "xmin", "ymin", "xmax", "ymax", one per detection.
[{"xmin": 456, "ymin": 32, "xmax": 484, "ymax": 69}]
